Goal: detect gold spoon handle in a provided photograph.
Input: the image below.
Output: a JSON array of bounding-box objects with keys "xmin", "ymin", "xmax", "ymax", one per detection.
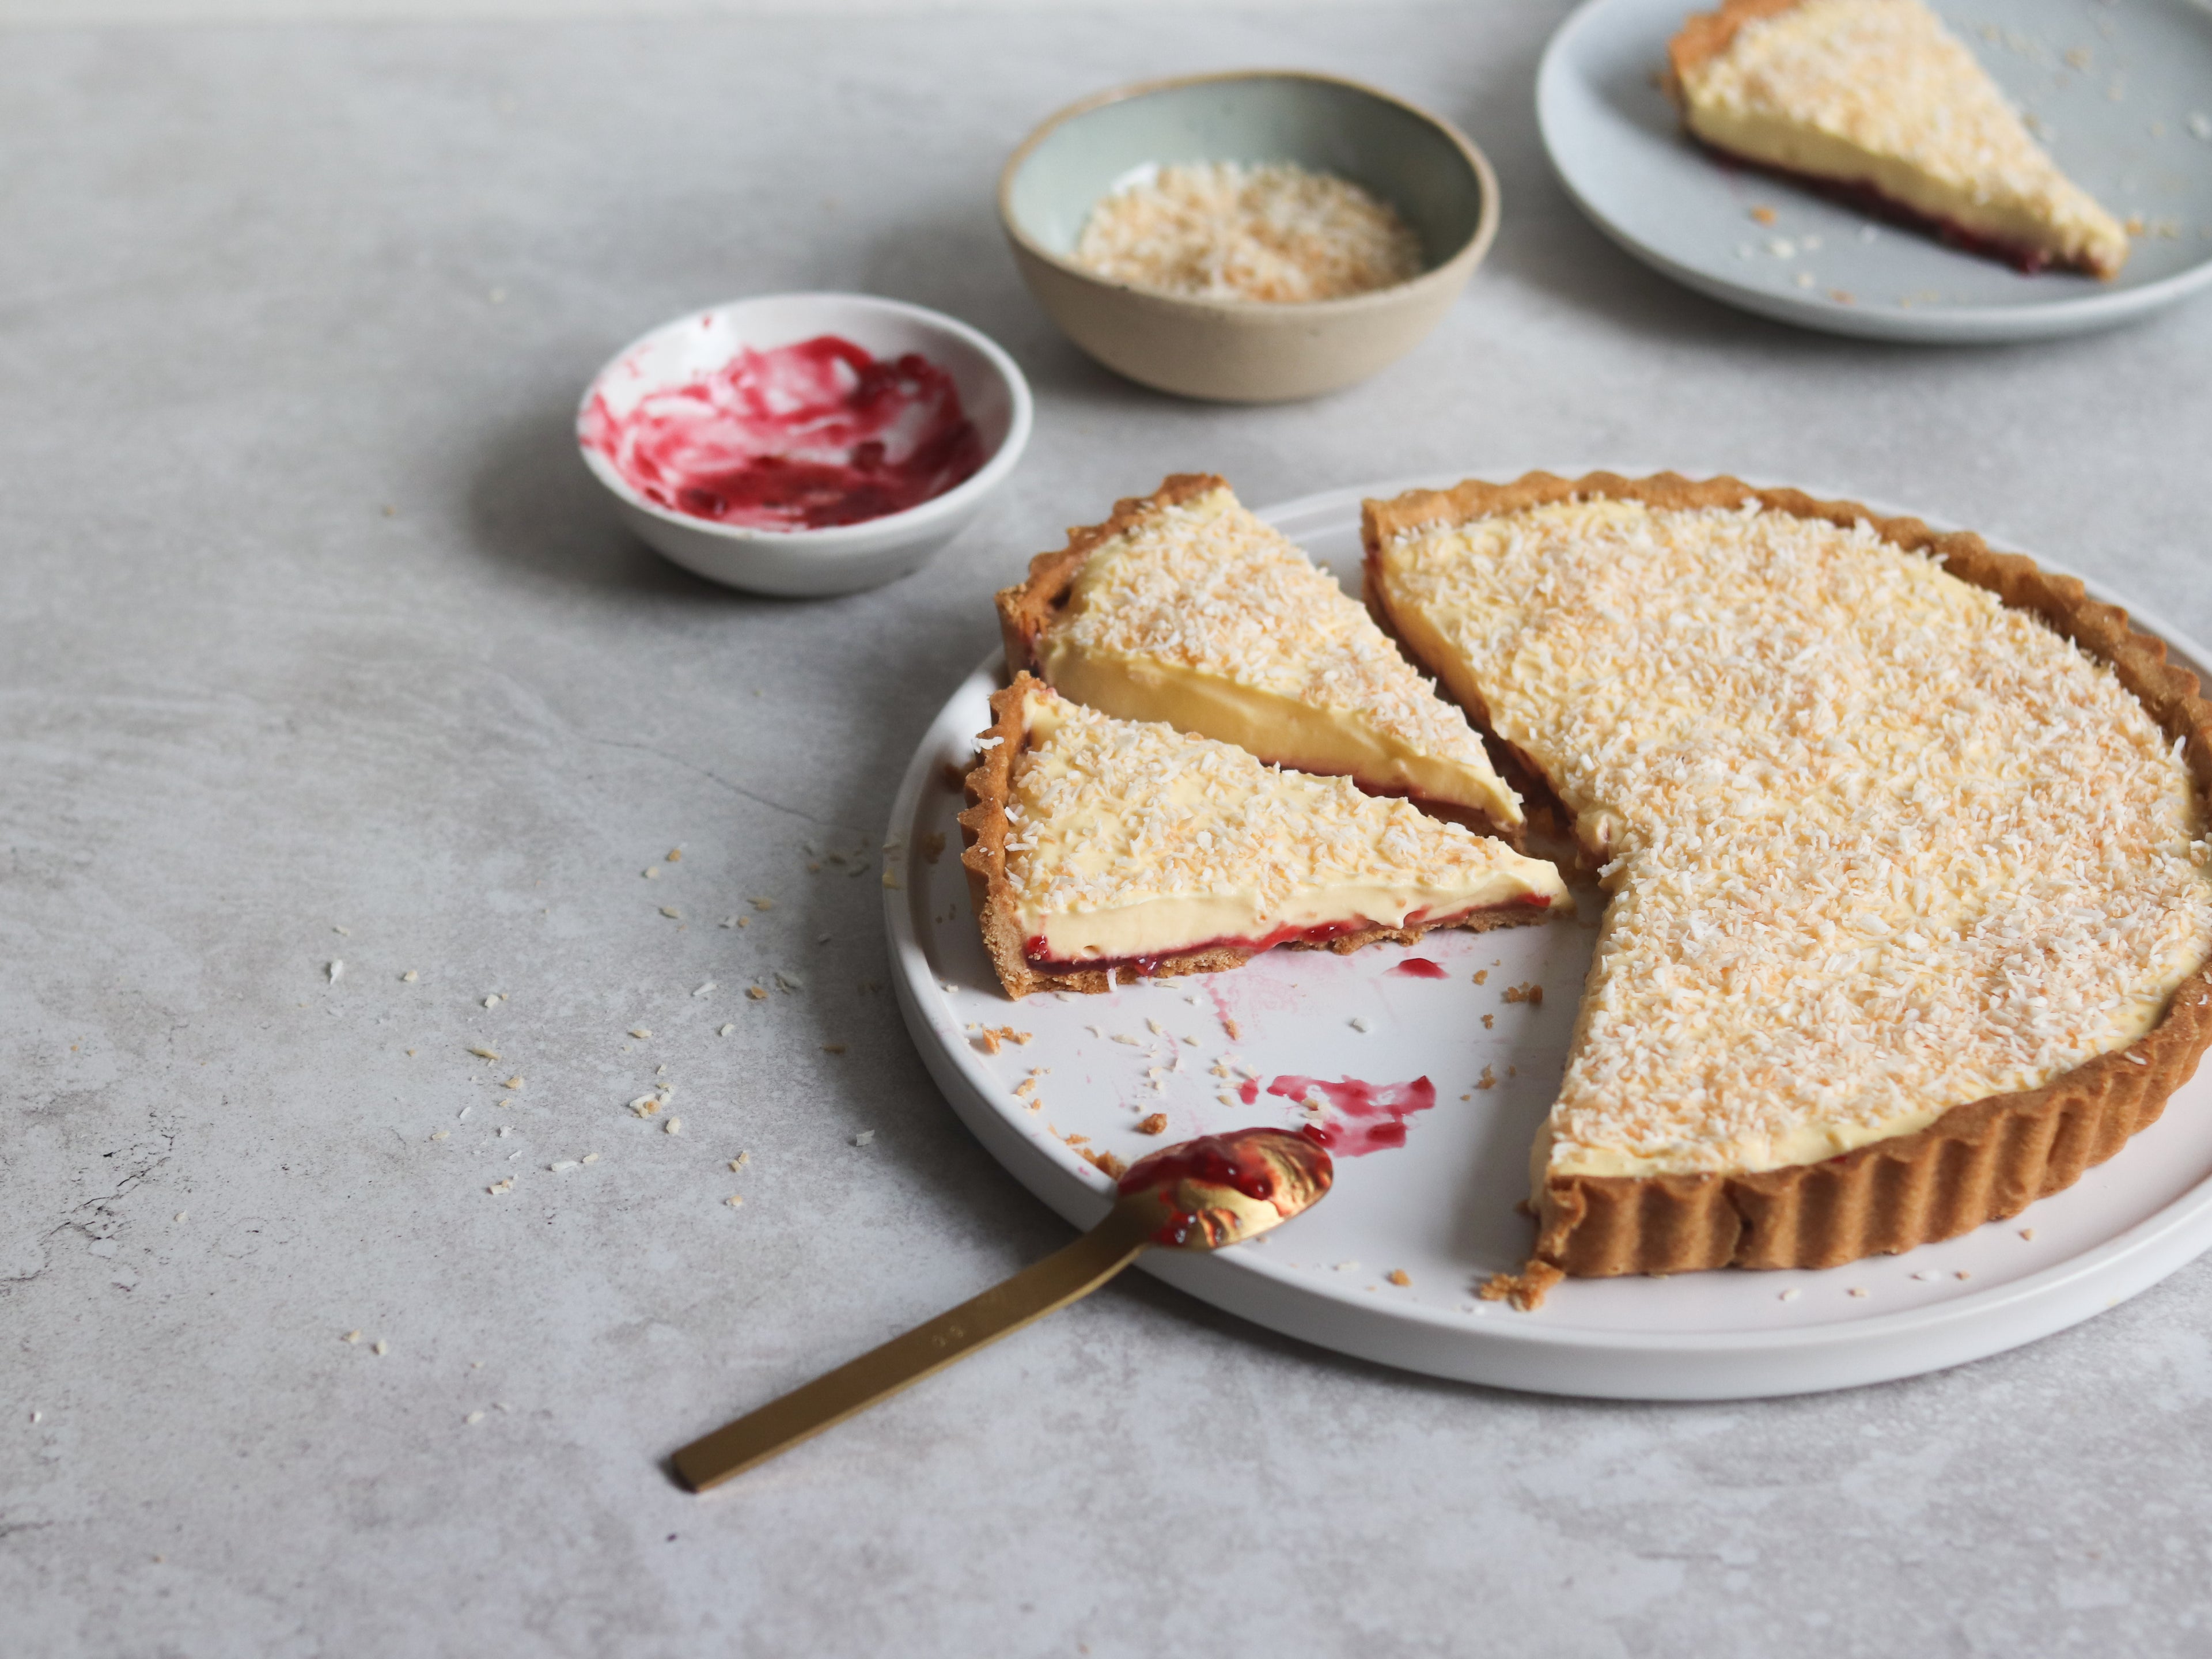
[{"xmin": 672, "ymin": 1207, "xmax": 1154, "ymax": 1491}]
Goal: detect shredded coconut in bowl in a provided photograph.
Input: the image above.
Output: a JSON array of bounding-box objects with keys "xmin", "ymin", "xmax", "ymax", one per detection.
[{"xmin": 1072, "ymin": 161, "xmax": 1426, "ymax": 302}]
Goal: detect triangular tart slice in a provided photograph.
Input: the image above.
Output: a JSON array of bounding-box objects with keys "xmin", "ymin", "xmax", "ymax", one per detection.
[
  {"xmin": 996, "ymin": 475, "xmax": 1524, "ymax": 839},
  {"xmin": 1670, "ymin": 0, "xmax": 2131, "ymax": 278},
  {"xmin": 959, "ymin": 675, "xmax": 1569, "ymax": 999}
]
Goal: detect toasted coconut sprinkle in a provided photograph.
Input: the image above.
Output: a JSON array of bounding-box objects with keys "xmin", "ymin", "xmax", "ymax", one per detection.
[
  {"xmin": 1003, "ymin": 690, "xmax": 1556, "ymax": 921},
  {"xmin": 1381, "ymin": 498, "xmax": 2212, "ymax": 1176},
  {"xmin": 1073, "ymin": 161, "xmax": 1423, "ymax": 303},
  {"xmin": 1046, "ymin": 487, "xmax": 1506, "ymax": 796}
]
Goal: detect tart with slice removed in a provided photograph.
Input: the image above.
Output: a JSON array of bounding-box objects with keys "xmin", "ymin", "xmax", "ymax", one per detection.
[
  {"xmin": 1670, "ymin": 0, "xmax": 2131, "ymax": 278},
  {"xmin": 959, "ymin": 675, "xmax": 1568, "ymax": 999},
  {"xmin": 1363, "ymin": 472, "xmax": 2212, "ymax": 1304},
  {"xmin": 998, "ymin": 475, "xmax": 1524, "ymax": 838}
]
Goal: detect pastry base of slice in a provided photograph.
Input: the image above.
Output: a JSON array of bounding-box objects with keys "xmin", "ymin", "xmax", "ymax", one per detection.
[
  {"xmin": 1688, "ymin": 143, "xmax": 2092, "ymax": 278},
  {"xmin": 1362, "ymin": 472, "xmax": 2212, "ymax": 1302},
  {"xmin": 959, "ymin": 675, "xmax": 1563, "ymax": 999}
]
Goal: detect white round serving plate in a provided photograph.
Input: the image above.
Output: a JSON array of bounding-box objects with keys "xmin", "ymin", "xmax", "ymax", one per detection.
[
  {"xmin": 882, "ymin": 476, "xmax": 2212, "ymax": 1399},
  {"xmin": 1537, "ymin": 0, "xmax": 2212, "ymax": 343}
]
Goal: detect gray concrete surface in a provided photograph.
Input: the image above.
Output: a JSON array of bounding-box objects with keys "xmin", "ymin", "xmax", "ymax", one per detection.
[{"xmin": 5, "ymin": 5, "xmax": 2212, "ymax": 1655}]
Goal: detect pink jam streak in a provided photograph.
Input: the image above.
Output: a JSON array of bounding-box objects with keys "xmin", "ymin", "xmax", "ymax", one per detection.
[
  {"xmin": 1267, "ymin": 1074, "xmax": 1438, "ymax": 1156},
  {"xmin": 582, "ymin": 334, "xmax": 984, "ymax": 531},
  {"xmin": 1025, "ymin": 915, "xmax": 1382, "ymax": 975},
  {"xmin": 1391, "ymin": 957, "xmax": 1448, "ymax": 979}
]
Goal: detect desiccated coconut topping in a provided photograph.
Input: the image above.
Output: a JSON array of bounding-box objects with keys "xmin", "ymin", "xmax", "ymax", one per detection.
[{"xmin": 1378, "ymin": 497, "xmax": 2212, "ymax": 1177}]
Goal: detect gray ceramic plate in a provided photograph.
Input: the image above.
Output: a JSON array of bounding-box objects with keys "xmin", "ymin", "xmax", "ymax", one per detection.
[{"xmin": 1538, "ymin": 0, "xmax": 2212, "ymax": 342}]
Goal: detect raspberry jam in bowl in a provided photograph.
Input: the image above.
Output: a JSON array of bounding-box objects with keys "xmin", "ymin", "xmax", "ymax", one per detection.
[{"xmin": 578, "ymin": 293, "xmax": 1032, "ymax": 596}]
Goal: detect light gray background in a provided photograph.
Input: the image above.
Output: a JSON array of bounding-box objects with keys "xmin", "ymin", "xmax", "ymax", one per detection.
[{"xmin": 5, "ymin": 3, "xmax": 2211, "ymax": 1656}]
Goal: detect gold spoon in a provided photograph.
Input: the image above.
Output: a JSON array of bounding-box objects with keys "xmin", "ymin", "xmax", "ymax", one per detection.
[{"xmin": 670, "ymin": 1127, "xmax": 1334, "ymax": 1491}]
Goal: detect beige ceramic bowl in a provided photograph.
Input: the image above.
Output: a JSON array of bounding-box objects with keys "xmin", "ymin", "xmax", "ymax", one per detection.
[{"xmin": 998, "ymin": 70, "xmax": 1501, "ymax": 403}]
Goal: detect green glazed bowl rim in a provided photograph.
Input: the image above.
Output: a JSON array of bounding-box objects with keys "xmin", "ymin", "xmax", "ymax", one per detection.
[{"xmin": 996, "ymin": 68, "xmax": 1503, "ymax": 318}]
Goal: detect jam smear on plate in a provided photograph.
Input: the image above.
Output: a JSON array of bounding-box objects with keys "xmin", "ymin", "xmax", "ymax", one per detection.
[
  {"xmin": 1268, "ymin": 1073, "xmax": 1438, "ymax": 1154},
  {"xmin": 1390, "ymin": 956, "xmax": 1449, "ymax": 979}
]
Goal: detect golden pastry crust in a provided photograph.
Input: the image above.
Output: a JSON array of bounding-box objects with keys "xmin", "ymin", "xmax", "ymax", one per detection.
[
  {"xmin": 1363, "ymin": 471, "xmax": 2212, "ymax": 1303},
  {"xmin": 994, "ymin": 474, "xmax": 1226, "ymax": 679},
  {"xmin": 1667, "ymin": 0, "xmax": 1805, "ymax": 82},
  {"xmin": 957, "ymin": 673, "xmax": 1551, "ymax": 1000}
]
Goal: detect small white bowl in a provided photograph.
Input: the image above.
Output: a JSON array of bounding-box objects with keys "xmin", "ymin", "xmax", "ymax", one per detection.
[{"xmin": 577, "ymin": 293, "xmax": 1033, "ymax": 597}]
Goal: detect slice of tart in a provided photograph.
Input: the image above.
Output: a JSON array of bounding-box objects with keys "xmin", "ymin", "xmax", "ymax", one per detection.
[
  {"xmin": 997, "ymin": 475, "xmax": 1524, "ymax": 838},
  {"xmin": 959, "ymin": 674, "xmax": 1568, "ymax": 998},
  {"xmin": 1364, "ymin": 472, "xmax": 2212, "ymax": 1302},
  {"xmin": 1670, "ymin": 0, "xmax": 2131, "ymax": 278}
]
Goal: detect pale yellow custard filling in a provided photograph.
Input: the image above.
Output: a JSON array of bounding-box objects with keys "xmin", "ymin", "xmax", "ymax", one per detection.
[
  {"xmin": 1036, "ymin": 486, "xmax": 1522, "ymax": 828},
  {"xmin": 1679, "ymin": 0, "xmax": 2130, "ymax": 277},
  {"xmin": 1376, "ymin": 499, "xmax": 2212, "ymax": 1181},
  {"xmin": 1002, "ymin": 687, "xmax": 1566, "ymax": 965}
]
